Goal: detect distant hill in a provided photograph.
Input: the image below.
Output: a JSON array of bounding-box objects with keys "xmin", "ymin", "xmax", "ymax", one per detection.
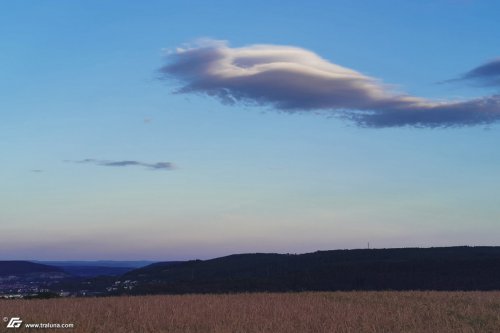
[
  {"xmin": 54, "ymin": 266, "xmax": 133, "ymax": 277},
  {"xmin": 125, "ymin": 247, "xmax": 500, "ymax": 293},
  {"xmin": 0, "ymin": 261, "xmax": 64, "ymax": 276},
  {"xmin": 33, "ymin": 261, "xmax": 157, "ymax": 277},
  {"xmin": 38, "ymin": 260, "xmax": 156, "ymax": 268}
]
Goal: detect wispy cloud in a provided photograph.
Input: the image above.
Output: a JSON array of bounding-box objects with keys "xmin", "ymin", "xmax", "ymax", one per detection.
[
  {"xmin": 72, "ymin": 159, "xmax": 175, "ymax": 170},
  {"xmin": 451, "ymin": 58, "xmax": 500, "ymax": 87},
  {"xmin": 160, "ymin": 39, "xmax": 500, "ymax": 128}
]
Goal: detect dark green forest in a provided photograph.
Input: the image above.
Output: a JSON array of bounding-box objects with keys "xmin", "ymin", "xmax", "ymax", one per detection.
[{"xmin": 125, "ymin": 246, "xmax": 500, "ymax": 294}]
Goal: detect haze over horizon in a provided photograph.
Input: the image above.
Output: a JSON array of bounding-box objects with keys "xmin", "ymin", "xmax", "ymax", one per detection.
[
  {"xmin": 13, "ymin": 245, "xmax": 498, "ymax": 262},
  {"xmin": 2, "ymin": 1, "xmax": 500, "ymax": 260}
]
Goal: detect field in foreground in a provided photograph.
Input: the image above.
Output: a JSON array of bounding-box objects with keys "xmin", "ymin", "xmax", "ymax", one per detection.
[{"xmin": 1, "ymin": 292, "xmax": 499, "ymax": 333}]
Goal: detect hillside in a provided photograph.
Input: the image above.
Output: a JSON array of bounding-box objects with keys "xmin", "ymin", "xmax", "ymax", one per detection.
[
  {"xmin": 36, "ymin": 261, "xmax": 156, "ymax": 277},
  {"xmin": 55, "ymin": 265, "xmax": 133, "ymax": 277},
  {"xmin": 38, "ymin": 260, "xmax": 155, "ymax": 268},
  {"xmin": 125, "ymin": 246, "xmax": 500, "ymax": 293},
  {"xmin": 0, "ymin": 261, "xmax": 64, "ymax": 276}
]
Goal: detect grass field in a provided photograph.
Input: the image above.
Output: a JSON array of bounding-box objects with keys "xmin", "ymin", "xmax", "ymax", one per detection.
[{"xmin": 0, "ymin": 291, "xmax": 499, "ymax": 332}]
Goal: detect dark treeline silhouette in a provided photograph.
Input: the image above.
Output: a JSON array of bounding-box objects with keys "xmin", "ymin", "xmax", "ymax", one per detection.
[{"xmin": 125, "ymin": 246, "xmax": 500, "ymax": 294}]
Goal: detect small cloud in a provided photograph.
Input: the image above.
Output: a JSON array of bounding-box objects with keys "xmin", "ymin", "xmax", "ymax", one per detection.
[
  {"xmin": 30, "ymin": 169, "xmax": 43, "ymax": 173},
  {"xmin": 454, "ymin": 58, "xmax": 500, "ymax": 87},
  {"xmin": 160, "ymin": 39, "xmax": 500, "ymax": 128},
  {"xmin": 148, "ymin": 162, "xmax": 175, "ymax": 170},
  {"xmin": 71, "ymin": 159, "xmax": 175, "ymax": 171},
  {"xmin": 101, "ymin": 160, "xmax": 142, "ymax": 167}
]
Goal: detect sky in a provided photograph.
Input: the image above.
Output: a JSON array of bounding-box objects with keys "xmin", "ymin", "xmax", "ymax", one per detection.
[{"xmin": 1, "ymin": 0, "xmax": 500, "ymax": 260}]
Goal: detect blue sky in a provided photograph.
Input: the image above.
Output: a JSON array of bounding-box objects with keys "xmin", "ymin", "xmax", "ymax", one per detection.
[{"xmin": 1, "ymin": 0, "xmax": 500, "ymax": 260}]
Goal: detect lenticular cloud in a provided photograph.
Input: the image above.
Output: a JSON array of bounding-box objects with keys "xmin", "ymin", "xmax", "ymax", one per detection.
[{"xmin": 160, "ymin": 39, "xmax": 500, "ymax": 128}]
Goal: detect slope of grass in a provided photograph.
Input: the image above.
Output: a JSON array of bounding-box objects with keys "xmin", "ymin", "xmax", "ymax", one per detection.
[{"xmin": 0, "ymin": 291, "xmax": 499, "ymax": 332}]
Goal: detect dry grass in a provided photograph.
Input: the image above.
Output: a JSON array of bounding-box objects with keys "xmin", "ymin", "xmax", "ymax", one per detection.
[{"xmin": 1, "ymin": 291, "xmax": 499, "ymax": 332}]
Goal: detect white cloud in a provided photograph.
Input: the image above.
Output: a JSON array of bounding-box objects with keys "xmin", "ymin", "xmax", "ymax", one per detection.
[{"xmin": 161, "ymin": 40, "xmax": 500, "ymax": 128}]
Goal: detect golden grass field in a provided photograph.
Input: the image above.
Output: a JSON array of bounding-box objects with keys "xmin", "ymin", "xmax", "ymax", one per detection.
[{"xmin": 0, "ymin": 291, "xmax": 499, "ymax": 332}]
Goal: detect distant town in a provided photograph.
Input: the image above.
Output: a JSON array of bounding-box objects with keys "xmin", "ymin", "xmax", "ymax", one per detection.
[{"xmin": 0, "ymin": 261, "xmax": 147, "ymax": 299}]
